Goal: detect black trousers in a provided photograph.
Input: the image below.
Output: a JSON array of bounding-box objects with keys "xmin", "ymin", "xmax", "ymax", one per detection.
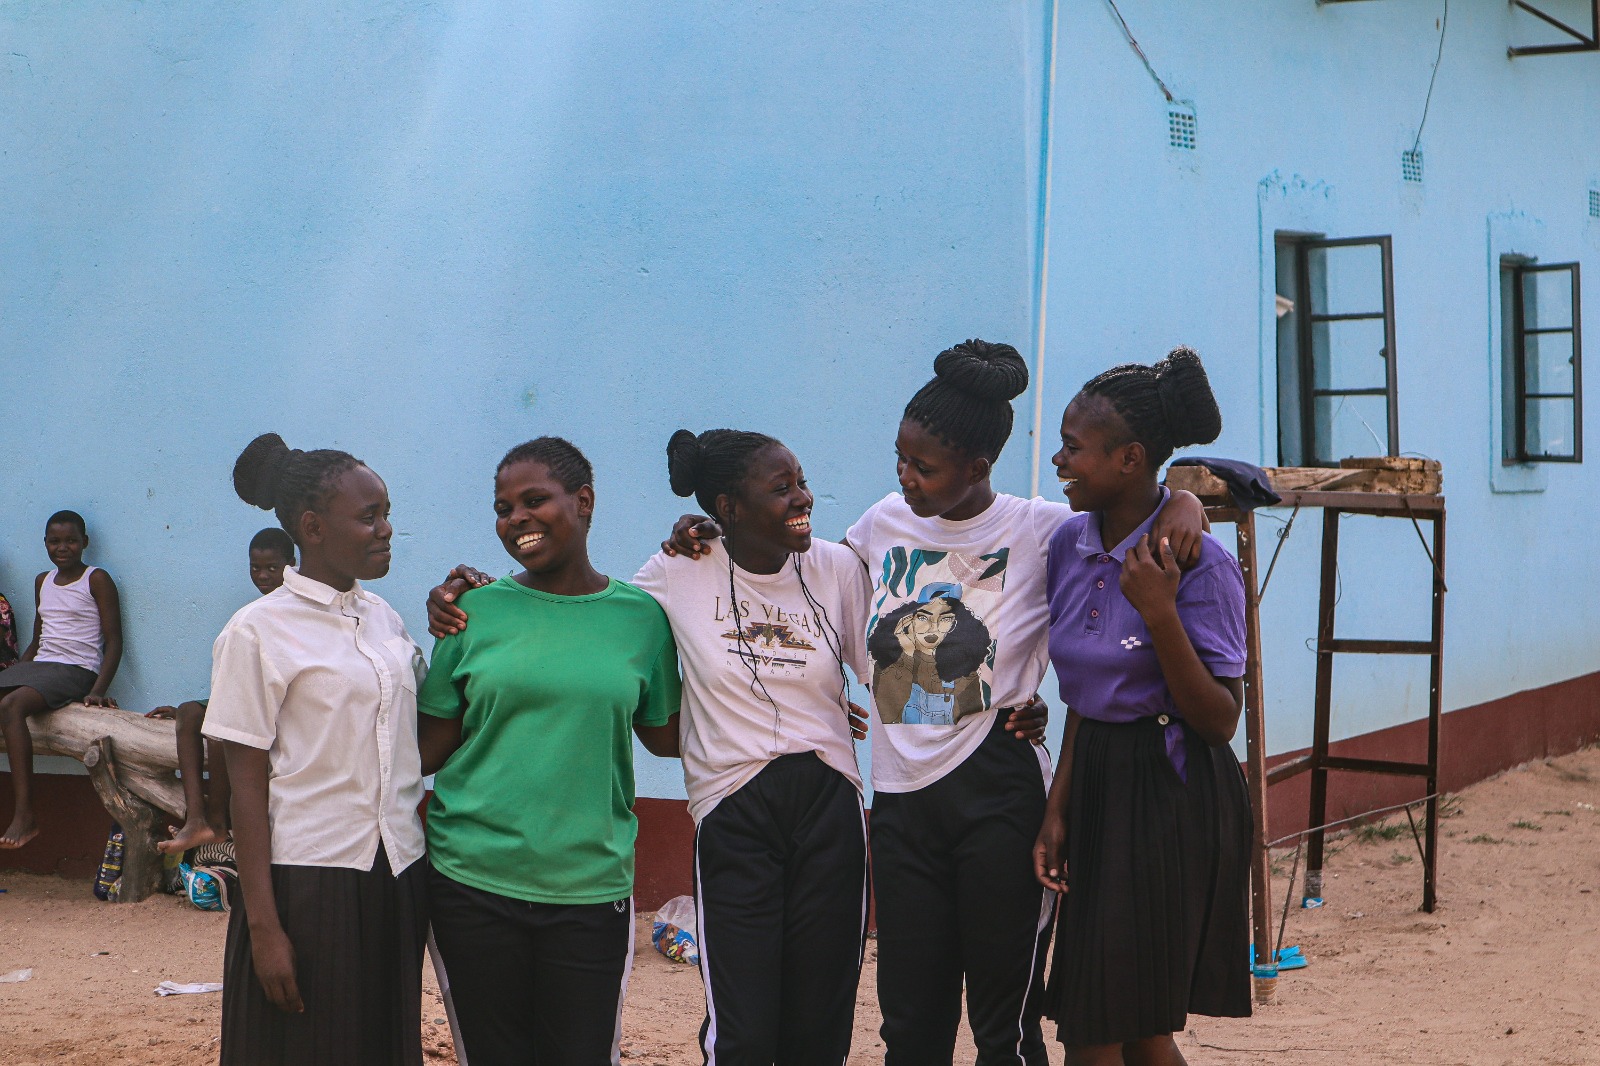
[
  {"xmin": 428, "ymin": 865, "xmax": 634, "ymax": 1066},
  {"xmin": 870, "ymin": 715, "xmax": 1054, "ymax": 1066},
  {"xmin": 221, "ymin": 846, "xmax": 428, "ymax": 1066},
  {"xmin": 693, "ymin": 752, "xmax": 869, "ymax": 1066}
]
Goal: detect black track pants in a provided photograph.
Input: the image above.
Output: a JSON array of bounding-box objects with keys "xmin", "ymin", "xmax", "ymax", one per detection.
[
  {"xmin": 693, "ymin": 752, "xmax": 869, "ymax": 1066},
  {"xmin": 428, "ymin": 864, "xmax": 634, "ymax": 1066},
  {"xmin": 870, "ymin": 716, "xmax": 1054, "ymax": 1066}
]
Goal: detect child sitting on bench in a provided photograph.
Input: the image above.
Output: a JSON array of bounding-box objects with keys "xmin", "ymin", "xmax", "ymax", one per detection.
[
  {"xmin": 0, "ymin": 510, "xmax": 124, "ymax": 849},
  {"xmin": 148, "ymin": 529, "xmax": 296, "ymax": 854}
]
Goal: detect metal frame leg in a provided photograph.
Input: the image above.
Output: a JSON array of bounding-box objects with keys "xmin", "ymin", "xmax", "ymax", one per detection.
[
  {"xmin": 1422, "ymin": 510, "xmax": 1446, "ymax": 912},
  {"xmin": 1305, "ymin": 509, "xmax": 1341, "ymax": 901},
  {"xmin": 1237, "ymin": 513, "xmax": 1275, "ymax": 972}
]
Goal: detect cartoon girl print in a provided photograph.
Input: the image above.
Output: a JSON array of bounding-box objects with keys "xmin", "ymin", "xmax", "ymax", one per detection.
[{"xmin": 867, "ymin": 583, "xmax": 992, "ymax": 725}]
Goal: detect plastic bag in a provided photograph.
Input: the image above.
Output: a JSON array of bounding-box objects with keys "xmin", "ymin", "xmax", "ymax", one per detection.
[
  {"xmin": 93, "ymin": 824, "xmax": 125, "ymax": 901},
  {"xmin": 180, "ymin": 841, "xmax": 238, "ymax": 912},
  {"xmin": 651, "ymin": 895, "xmax": 700, "ymax": 965}
]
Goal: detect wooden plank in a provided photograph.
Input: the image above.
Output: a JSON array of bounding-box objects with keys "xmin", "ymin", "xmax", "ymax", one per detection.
[
  {"xmin": 3, "ymin": 704, "xmax": 186, "ymax": 818},
  {"xmin": 1339, "ymin": 457, "xmax": 1441, "ymax": 472},
  {"xmin": 1323, "ymin": 638, "xmax": 1436, "ymax": 655},
  {"xmin": 1166, "ymin": 460, "xmax": 1441, "ymax": 500},
  {"xmin": 1319, "ymin": 755, "xmax": 1433, "ymax": 777},
  {"xmin": 1163, "ymin": 465, "xmax": 1228, "ymax": 498}
]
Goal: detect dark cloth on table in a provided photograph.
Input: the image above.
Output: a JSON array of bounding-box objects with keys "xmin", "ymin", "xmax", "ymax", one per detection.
[
  {"xmin": 1045, "ymin": 716, "xmax": 1252, "ymax": 1047},
  {"xmin": 220, "ymin": 845, "xmax": 428, "ymax": 1066},
  {"xmin": 0, "ymin": 660, "xmax": 97, "ymax": 708},
  {"xmin": 1169, "ymin": 457, "xmax": 1281, "ymax": 511}
]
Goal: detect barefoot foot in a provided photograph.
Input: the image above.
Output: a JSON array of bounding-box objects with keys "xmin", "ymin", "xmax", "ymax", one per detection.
[
  {"xmin": 0, "ymin": 816, "xmax": 39, "ymax": 849},
  {"xmin": 157, "ymin": 819, "xmax": 228, "ymax": 855}
]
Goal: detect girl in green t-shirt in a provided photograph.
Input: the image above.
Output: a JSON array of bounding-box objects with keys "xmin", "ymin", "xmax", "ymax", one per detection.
[{"xmin": 418, "ymin": 437, "xmax": 681, "ymax": 1065}]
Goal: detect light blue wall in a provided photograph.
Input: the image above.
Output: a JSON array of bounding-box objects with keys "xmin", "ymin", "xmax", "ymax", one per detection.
[
  {"xmin": 1, "ymin": 1, "xmax": 1040, "ymax": 798},
  {"xmin": 4, "ymin": 2, "xmax": 1595, "ymax": 798},
  {"xmin": 1040, "ymin": 0, "xmax": 1599, "ymax": 754}
]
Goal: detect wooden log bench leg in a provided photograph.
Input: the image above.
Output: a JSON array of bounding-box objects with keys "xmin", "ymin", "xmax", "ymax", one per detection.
[{"xmin": 82, "ymin": 736, "xmax": 168, "ymax": 903}]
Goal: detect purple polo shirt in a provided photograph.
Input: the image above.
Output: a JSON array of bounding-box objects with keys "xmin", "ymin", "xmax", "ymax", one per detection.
[{"xmin": 1046, "ymin": 489, "xmax": 1247, "ymax": 780}]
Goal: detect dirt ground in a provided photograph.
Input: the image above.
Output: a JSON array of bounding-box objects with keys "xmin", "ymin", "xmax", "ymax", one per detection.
[{"xmin": 2, "ymin": 745, "xmax": 1598, "ymax": 1065}]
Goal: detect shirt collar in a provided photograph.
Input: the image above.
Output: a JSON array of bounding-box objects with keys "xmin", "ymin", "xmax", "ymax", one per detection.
[
  {"xmin": 281, "ymin": 565, "xmax": 365, "ymax": 607},
  {"xmin": 1074, "ymin": 486, "xmax": 1172, "ymax": 562}
]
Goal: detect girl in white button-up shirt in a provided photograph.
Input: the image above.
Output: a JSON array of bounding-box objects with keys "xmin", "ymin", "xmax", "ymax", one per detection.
[{"xmin": 203, "ymin": 433, "xmax": 429, "ymax": 1066}]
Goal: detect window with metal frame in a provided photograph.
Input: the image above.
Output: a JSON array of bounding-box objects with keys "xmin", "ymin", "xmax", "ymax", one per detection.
[
  {"xmin": 1275, "ymin": 234, "xmax": 1399, "ymax": 466},
  {"xmin": 1506, "ymin": 260, "xmax": 1583, "ymax": 462}
]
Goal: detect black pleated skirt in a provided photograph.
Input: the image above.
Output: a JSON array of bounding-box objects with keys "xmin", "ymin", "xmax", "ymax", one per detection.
[
  {"xmin": 1045, "ymin": 715, "xmax": 1251, "ymax": 1047},
  {"xmin": 220, "ymin": 846, "xmax": 428, "ymax": 1066}
]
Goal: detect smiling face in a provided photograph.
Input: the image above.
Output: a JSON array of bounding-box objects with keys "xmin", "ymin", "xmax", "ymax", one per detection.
[
  {"xmin": 1051, "ymin": 393, "xmax": 1142, "ymax": 512},
  {"xmin": 249, "ymin": 547, "xmax": 292, "ymax": 595},
  {"xmin": 296, "ymin": 465, "xmax": 393, "ymax": 585},
  {"xmin": 720, "ymin": 443, "xmax": 813, "ymax": 556},
  {"xmin": 494, "ymin": 459, "xmax": 594, "ymax": 576},
  {"xmin": 44, "ymin": 522, "xmax": 87, "ymax": 571},
  {"xmin": 894, "ymin": 418, "xmax": 991, "ymax": 519}
]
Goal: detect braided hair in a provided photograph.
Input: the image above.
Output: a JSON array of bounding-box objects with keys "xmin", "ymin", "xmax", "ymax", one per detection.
[
  {"xmin": 497, "ymin": 436, "xmax": 594, "ymax": 492},
  {"xmin": 232, "ymin": 433, "xmax": 365, "ymax": 546},
  {"xmin": 248, "ymin": 527, "xmax": 297, "ymax": 563},
  {"xmin": 666, "ymin": 428, "xmax": 855, "ymax": 752},
  {"xmin": 903, "ymin": 338, "xmax": 1030, "ymax": 459},
  {"xmin": 1080, "ymin": 346, "xmax": 1223, "ymax": 467}
]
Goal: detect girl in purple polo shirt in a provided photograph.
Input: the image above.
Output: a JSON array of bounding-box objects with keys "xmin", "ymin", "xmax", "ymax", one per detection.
[{"xmin": 1035, "ymin": 347, "xmax": 1251, "ymax": 1064}]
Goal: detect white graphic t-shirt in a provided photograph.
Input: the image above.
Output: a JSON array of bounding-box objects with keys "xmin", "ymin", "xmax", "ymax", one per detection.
[
  {"xmin": 845, "ymin": 492, "xmax": 1071, "ymax": 793},
  {"xmin": 632, "ymin": 539, "xmax": 871, "ymax": 824}
]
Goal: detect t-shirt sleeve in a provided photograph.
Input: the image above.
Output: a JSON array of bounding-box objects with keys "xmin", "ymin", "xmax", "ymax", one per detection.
[
  {"xmin": 631, "ymin": 552, "xmax": 670, "ymax": 603},
  {"xmin": 1030, "ymin": 498, "xmax": 1076, "ymax": 562},
  {"xmin": 836, "ymin": 551, "xmax": 873, "ymax": 682},
  {"xmin": 418, "ymin": 630, "xmax": 468, "ymax": 720},
  {"xmin": 841, "ymin": 499, "xmax": 882, "ymax": 570},
  {"xmin": 201, "ymin": 623, "xmax": 283, "ymax": 750},
  {"xmin": 1176, "ymin": 556, "xmax": 1248, "ymax": 678},
  {"xmin": 636, "ymin": 621, "xmax": 683, "ymax": 728}
]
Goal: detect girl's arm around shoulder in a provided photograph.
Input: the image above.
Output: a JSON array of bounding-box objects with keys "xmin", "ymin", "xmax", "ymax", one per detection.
[
  {"xmin": 630, "ymin": 550, "xmax": 672, "ymax": 604},
  {"xmin": 1028, "ymin": 496, "xmax": 1077, "ymax": 550},
  {"xmin": 83, "ymin": 569, "xmax": 122, "ymax": 705}
]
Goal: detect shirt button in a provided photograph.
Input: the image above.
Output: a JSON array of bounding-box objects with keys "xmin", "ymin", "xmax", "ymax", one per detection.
[
  {"xmin": 1090, "ymin": 609, "xmax": 1099, "ymax": 618},
  {"xmin": 1101, "ymin": 555, "xmax": 1112, "ymax": 563},
  {"xmin": 1158, "ymin": 714, "xmax": 1171, "ymax": 726},
  {"xmin": 1096, "ymin": 580, "xmax": 1105, "ymax": 589}
]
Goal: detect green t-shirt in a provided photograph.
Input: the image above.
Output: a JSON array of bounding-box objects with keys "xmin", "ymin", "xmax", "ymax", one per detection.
[{"xmin": 419, "ymin": 576, "xmax": 681, "ymax": 904}]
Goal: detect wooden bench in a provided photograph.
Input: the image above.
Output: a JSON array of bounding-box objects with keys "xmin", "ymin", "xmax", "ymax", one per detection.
[{"xmin": 2, "ymin": 704, "xmax": 184, "ymax": 902}]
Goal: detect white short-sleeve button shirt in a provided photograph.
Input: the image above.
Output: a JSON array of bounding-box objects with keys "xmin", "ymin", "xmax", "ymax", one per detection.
[{"xmin": 202, "ymin": 566, "xmax": 426, "ymax": 873}]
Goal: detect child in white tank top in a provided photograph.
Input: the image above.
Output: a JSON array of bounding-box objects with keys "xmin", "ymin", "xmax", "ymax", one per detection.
[{"xmin": 0, "ymin": 510, "xmax": 124, "ymax": 849}]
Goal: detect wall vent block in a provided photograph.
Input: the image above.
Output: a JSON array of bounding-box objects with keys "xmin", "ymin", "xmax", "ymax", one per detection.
[
  {"xmin": 1401, "ymin": 149, "xmax": 1424, "ymax": 184},
  {"xmin": 1168, "ymin": 107, "xmax": 1197, "ymax": 151},
  {"xmin": 1589, "ymin": 187, "xmax": 1600, "ymax": 219}
]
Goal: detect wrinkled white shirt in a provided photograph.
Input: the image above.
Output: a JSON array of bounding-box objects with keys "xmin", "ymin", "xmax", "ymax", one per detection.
[
  {"xmin": 632, "ymin": 540, "xmax": 870, "ymax": 824},
  {"xmin": 202, "ymin": 566, "xmax": 426, "ymax": 873}
]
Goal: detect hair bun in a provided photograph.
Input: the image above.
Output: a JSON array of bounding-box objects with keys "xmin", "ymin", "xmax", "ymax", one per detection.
[
  {"xmin": 232, "ymin": 432, "xmax": 299, "ymax": 510},
  {"xmin": 666, "ymin": 429, "xmax": 702, "ymax": 498},
  {"xmin": 932, "ymin": 339, "xmax": 1029, "ymax": 403},
  {"xmin": 1153, "ymin": 347, "xmax": 1222, "ymax": 448}
]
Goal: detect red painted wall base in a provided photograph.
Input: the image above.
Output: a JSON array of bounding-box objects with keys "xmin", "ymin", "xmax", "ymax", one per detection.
[{"xmin": 7, "ymin": 669, "xmax": 1598, "ymax": 908}]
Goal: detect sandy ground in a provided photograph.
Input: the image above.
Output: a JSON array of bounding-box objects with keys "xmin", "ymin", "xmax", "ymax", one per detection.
[{"xmin": 2, "ymin": 746, "xmax": 1598, "ymax": 1065}]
